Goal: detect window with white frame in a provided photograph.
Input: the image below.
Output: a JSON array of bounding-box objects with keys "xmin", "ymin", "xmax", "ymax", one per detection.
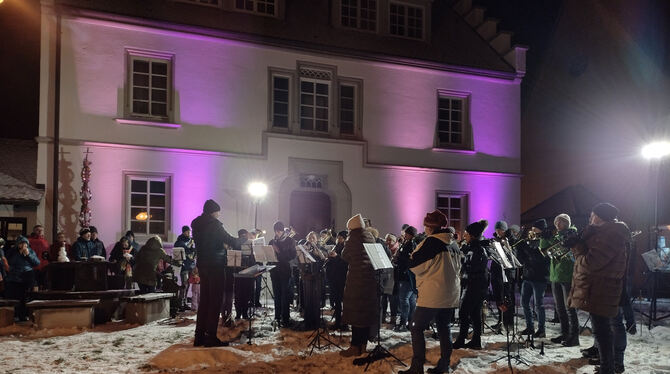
[
  {"xmin": 436, "ymin": 193, "xmax": 467, "ymax": 235},
  {"xmin": 235, "ymin": 0, "xmax": 276, "ymax": 16},
  {"xmin": 127, "ymin": 174, "xmax": 171, "ymax": 238},
  {"xmin": 341, "ymin": 0, "xmax": 377, "ymax": 31},
  {"xmin": 389, "ymin": 2, "xmax": 424, "ymax": 39},
  {"xmin": 300, "ymin": 79, "xmax": 330, "ymax": 133},
  {"xmin": 436, "ymin": 92, "xmax": 469, "ymax": 149},
  {"xmin": 339, "ymin": 83, "xmax": 356, "ymax": 135},
  {"xmin": 128, "ymin": 53, "xmax": 172, "ymax": 120},
  {"xmin": 272, "ymin": 75, "xmax": 290, "ymax": 128}
]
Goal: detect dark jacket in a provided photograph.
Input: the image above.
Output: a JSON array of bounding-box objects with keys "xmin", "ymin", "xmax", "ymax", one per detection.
[
  {"xmin": 72, "ymin": 237, "xmax": 96, "ymax": 261},
  {"xmin": 91, "ymin": 239, "xmax": 106, "ymax": 259},
  {"xmin": 190, "ymin": 213, "xmax": 239, "ymax": 271},
  {"xmin": 568, "ymin": 221, "xmax": 629, "ymax": 317},
  {"xmin": 490, "ymin": 234, "xmax": 516, "ymax": 303},
  {"xmin": 269, "ymin": 233, "xmax": 296, "ymax": 277},
  {"xmin": 174, "ymin": 234, "xmax": 196, "ymax": 272},
  {"xmin": 326, "ymin": 241, "xmax": 348, "ymax": 288},
  {"xmin": 395, "ymin": 239, "xmax": 416, "ymax": 284},
  {"xmin": 460, "ymin": 239, "xmax": 490, "ymax": 291},
  {"xmin": 516, "ymin": 237, "xmax": 550, "ymax": 282},
  {"xmin": 5, "ymin": 244, "xmax": 40, "ymax": 283},
  {"xmin": 109, "ymin": 240, "xmax": 137, "ymax": 275},
  {"xmin": 133, "ymin": 237, "xmax": 171, "ymax": 287},
  {"xmin": 342, "ymin": 228, "xmax": 378, "ymax": 327}
]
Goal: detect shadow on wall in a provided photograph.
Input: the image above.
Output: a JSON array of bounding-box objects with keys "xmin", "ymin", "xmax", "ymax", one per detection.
[{"xmin": 58, "ymin": 148, "xmax": 79, "ymax": 239}]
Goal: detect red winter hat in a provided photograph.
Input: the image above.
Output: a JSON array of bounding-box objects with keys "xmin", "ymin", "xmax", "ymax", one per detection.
[{"xmin": 423, "ymin": 210, "xmax": 448, "ymax": 228}]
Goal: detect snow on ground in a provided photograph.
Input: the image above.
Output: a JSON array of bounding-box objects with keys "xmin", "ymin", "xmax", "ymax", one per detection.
[{"xmin": 1, "ymin": 298, "xmax": 670, "ymax": 373}]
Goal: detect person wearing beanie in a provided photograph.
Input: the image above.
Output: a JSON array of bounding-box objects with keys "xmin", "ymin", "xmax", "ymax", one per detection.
[
  {"xmin": 191, "ymin": 199, "xmax": 240, "ymax": 347},
  {"xmin": 325, "ymin": 229, "xmax": 350, "ymax": 330},
  {"xmin": 490, "ymin": 220, "xmax": 516, "ymax": 332},
  {"xmin": 516, "ymin": 218, "xmax": 552, "ymax": 338},
  {"xmin": 72, "ymin": 227, "xmax": 96, "ymax": 261},
  {"xmin": 269, "ymin": 220, "xmax": 297, "ymax": 327},
  {"xmin": 568, "ymin": 203, "xmax": 630, "ymax": 374},
  {"xmin": 174, "ymin": 224, "xmax": 196, "ymax": 311},
  {"xmin": 400, "ymin": 210, "xmax": 461, "ymax": 374},
  {"xmin": 340, "ymin": 214, "xmax": 377, "ymax": 357},
  {"xmin": 548, "ymin": 214, "xmax": 580, "ymax": 346},
  {"xmin": 28, "ymin": 225, "xmax": 50, "ymax": 289},
  {"xmin": 88, "ymin": 225, "xmax": 106, "ymax": 259},
  {"xmin": 453, "ymin": 220, "xmax": 489, "ymax": 351},
  {"xmin": 4, "ymin": 236, "xmax": 40, "ymax": 320},
  {"xmin": 395, "ymin": 225, "xmax": 418, "ymax": 332}
]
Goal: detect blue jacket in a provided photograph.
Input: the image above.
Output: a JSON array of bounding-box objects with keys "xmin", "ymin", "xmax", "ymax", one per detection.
[
  {"xmin": 5, "ymin": 245, "xmax": 40, "ymax": 283},
  {"xmin": 72, "ymin": 237, "xmax": 96, "ymax": 260}
]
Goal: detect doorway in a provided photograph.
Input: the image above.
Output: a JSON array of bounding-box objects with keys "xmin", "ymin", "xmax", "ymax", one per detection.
[{"xmin": 289, "ymin": 191, "xmax": 331, "ymax": 240}]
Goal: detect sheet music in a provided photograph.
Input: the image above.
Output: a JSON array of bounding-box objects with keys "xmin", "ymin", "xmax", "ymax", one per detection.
[
  {"xmin": 171, "ymin": 247, "xmax": 185, "ymax": 262},
  {"xmin": 492, "ymin": 242, "xmax": 514, "ymax": 269},
  {"xmin": 252, "ymin": 237, "xmax": 266, "ymax": 246},
  {"xmin": 240, "ymin": 240, "xmax": 253, "ymax": 256},
  {"xmin": 364, "ymin": 243, "xmax": 393, "ymax": 270},
  {"xmin": 641, "ymin": 250, "xmax": 664, "ymax": 271},
  {"xmin": 297, "ymin": 245, "xmax": 316, "ymax": 263},
  {"xmin": 227, "ymin": 250, "xmax": 242, "ymax": 267},
  {"xmin": 252, "ymin": 245, "xmax": 278, "ymax": 263}
]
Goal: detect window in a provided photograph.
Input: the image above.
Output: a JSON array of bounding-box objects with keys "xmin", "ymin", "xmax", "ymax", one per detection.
[
  {"xmin": 390, "ymin": 2, "xmax": 424, "ymax": 39},
  {"xmin": 341, "ymin": 0, "xmax": 377, "ymax": 31},
  {"xmin": 272, "ymin": 75, "xmax": 290, "ymax": 128},
  {"xmin": 127, "ymin": 174, "xmax": 171, "ymax": 238},
  {"xmin": 235, "ymin": 0, "xmax": 276, "ymax": 16},
  {"xmin": 437, "ymin": 97, "xmax": 464, "ymax": 147},
  {"xmin": 300, "ymin": 174, "xmax": 324, "ymax": 189},
  {"xmin": 436, "ymin": 193, "xmax": 467, "ymax": 235},
  {"xmin": 300, "ymin": 79, "xmax": 330, "ymax": 133},
  {"xmin": 127, "ymin": 52, "xmax": 173, "ymax": 121},
  {"xmin": 339, "ymin": 84, "xmax": 356, "ymax": 135}
]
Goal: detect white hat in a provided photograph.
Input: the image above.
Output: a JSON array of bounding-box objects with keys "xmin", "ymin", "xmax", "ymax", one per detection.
[
  {"xmin": 554, "ymin": 213, "xmax": 571, "ymax": 228},
  {"xmin": 347, "ymin": 214, "xmax": 365, "ymax": 230}
]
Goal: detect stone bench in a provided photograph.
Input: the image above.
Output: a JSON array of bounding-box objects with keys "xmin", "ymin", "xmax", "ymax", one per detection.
[
  {"xmin": 0, "ymin": 299, "xmax": 19, "ymax": 327},
  {"xmin": 26, "ymin": 299, "xmax": 100, "ymax": 329},
  {"xmin": 121, "ymin": 293, "xmax": 175, "ymax": 324},
  {"xmin": 30, "ymin": 289, "xmax": 136, "ymax": 324}
]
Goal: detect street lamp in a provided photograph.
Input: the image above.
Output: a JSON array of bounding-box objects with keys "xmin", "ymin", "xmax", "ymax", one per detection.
[{"xmin": 247, "ymin": 182, "xmax": 268, "ymax": 229}]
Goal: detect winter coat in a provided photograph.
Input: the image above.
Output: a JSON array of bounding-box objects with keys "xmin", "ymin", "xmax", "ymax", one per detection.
[
  {"xmin": 28, "ymin": 234, "xmax": 50, "ymax": 270},
  {"xmin": 91, "ymin": 239, "xmax": 106, "ymax": 259},
  {"xmin": 460, "ymin": 239, "xmax": 490, "ymax": 291},
  {"xmin": 409, "ymin": 230, "xmax": 462, "ymax": 309},
  {"xmin": 325, "ymin": 241, "xmax": 348, "ymax": 288},
  {"xmin": 269, "ymin": 233, "xmax": 297, "ymax": 278},
  {"xmin": 190, "ymin": 213, "xmax": 239, "ymax": 271},
  {"xmin": 5, "ymin": 245, "xmax": 40, "ymax": 283},
  {"xmin": 549, "ymin": 227, "xmax": 578, "ymax": 283},
  {"xmin": 396, "ymin": 239, "xmax": 416, "ymax": 284},
  {"xmin": 49, "ymin": 242, "xmax": 72, "ymax": 262},
  {"xmin": 490, "ymin": 234, "xmax": 516, "ymax": 303},
  {"xmin": 174, "ymin": 234, "xmax": 196, "ymax": 271},
  {"xmin": 109, "ymin": 240, "xmax": 137, "ymax": 275},
  {"xmin": 133, "ymin": 237, "xmax": 171, "ymax": 287},
  {"xmin": 342, "ymin": 228, "xmax": 378, "ymax": 327},
  {"xmin": 72, "ymin": 237, "xmax": 96, "ymax": 261},
  {"xmin": 516, "ymin": 238, "xmax": 550, "ymax": 282},
  {"xmin": 568, "ymin": 221, "xmax": 629, "ymax": 317}
]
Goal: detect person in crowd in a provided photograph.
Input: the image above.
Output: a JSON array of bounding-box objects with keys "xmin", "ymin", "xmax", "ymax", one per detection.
[
  {"xmin": 125, "ymin": 230, "xmax": 141, "ymax": 252},
  {"xmin": 220, "ymin": 239, "xmax": 237, "ymax": 327},
  {"xmin": 548, "ymin": 214, "xmax": 580, "ymax": 346},
  {"xmin": 490, "ymin": 220, "xmax": 517, "ymax": 332},
  {"xmin": 269, "ymin": 221, "xmax": 297, "ymax": 327},
  {"xmin": 368, "ymin": 226, "xmax": 394, "ymax": 324},
  {"xmin": 517, "ymin": 219, "xmax": 551, "ymax": 338},
  {"xmin": 109, "ymin": 236, "xmax": 136, "ymax": 288},
  {"xmin": 386, "ymin": 234, "xmax": 400, "ymax": 258},
  {"xmin": 453, "ymin": 219, "xmax": 489, "ymax": 350},
  {"xmin": 326, "ymin": 230, "xmax": 349, "ymax": 330},
  {"xmin": 340, "ymin": 214, "xmax": 377, "ymax": 357},
  {"xmin": 133, "ymin": 236, "xmax": 170, "ymax": 294},
  {"xmin": 189, "ymin": 267, "xmax": 201, "ymax": 311},
  {"xmin": 5, "ymin": 236, "xmax": 40, "ymax": 321},
  {"xmin": 72, "ymin": 227, "xmax": 96, "ymax": 261},
  {"xmin": 320, "ymin": 229, "xmax": 336, "ymax": 246},
  {"xmin": 400, "ymin": 210, "xmax": 462, "ymax": 374},
  {"xmin": 174, "ymin": 225, "xmax": 196, "ymax": 310},
  {"xmin": 89, "ymin": 226, "xmax": 106, "ymax": 258},
  {"xmin": 384, "ymin": 233, "xmax": 400, "ymax": 326},
  {"xmin": 0, "ymin": 238, "xmax": 9, "ymax": 297},
  {"xmin": 28, "ymin": 225, "xmax": 50, "ymax": 289},
  {"xmin": 234, "ymin": 229, "xmax": 254, "ymax": 319},
  {"xmin": 567, "ymin": 203, "xmax": 629, "ymax": 374},
  {"xmin": 49, "ymin": 232, "xmax": 72, "ymax": 262},
  {"xmin": 395, "ymin": 225, "xmax": 418, "ymax": 331},
  {"xmin": 191, "ymin": 199, "xmax": 240, "ymax": 347}
]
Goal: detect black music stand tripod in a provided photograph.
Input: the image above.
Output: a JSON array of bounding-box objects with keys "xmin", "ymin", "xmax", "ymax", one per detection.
[{"xmin": 306, "ymin": 295, "xmax": 343, "ymax": 355}]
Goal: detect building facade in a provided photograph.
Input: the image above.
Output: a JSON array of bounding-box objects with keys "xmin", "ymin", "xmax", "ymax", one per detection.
[{"xmin": 37, "ymin": 0, "xmax": 525, "ymax": 247}]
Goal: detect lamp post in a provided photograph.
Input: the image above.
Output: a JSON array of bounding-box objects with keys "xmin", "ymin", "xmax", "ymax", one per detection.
[{"xmin": 247, "ymin": 182, "xmax": 268, "ymax": 229}]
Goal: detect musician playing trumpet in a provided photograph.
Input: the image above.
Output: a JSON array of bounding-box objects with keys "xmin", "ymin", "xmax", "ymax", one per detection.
[{"xmin": 549, "ymin": 214, "xmax": 580, "ymax": 346}]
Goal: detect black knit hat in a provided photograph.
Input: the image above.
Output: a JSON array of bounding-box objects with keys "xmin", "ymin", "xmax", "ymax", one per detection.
[
  {"xmin": 181, "ymin": 225, "xmax": 190, "ymax": 233},
  {"xmin": 404, "ymin": 226, "xmax": 418, "ymax": 237},
  {"xmin": 532, "ymin": 219, "xmax": 548, "ymax": 231},
  {"xmin": 337, "ymin": 230, "xmax": 348, "ymax": 239},
  {"xmin": 203, "ymin": 199, "xmax": 221, "ymax": 214},
  {"xmin": 466, "ymin": 220, "xmax": 488, "ymax": 238},
  {"xmin": 401, "ymin": 223, "xmax": 410, "ymax": 231},
  {"xmin": 592, "ymin": 203, "xmax": 619, "ymax": 222},
  {"xmin": 88, "ymin": 226, "xmax": 98, "ymax": 234},
  {"xmin": 273, "ymin": 221, "xmax": 285, "ymax": 233},
  {"xmin": 79, "ymin": 227, "xmax": 91, "ymax": 236},
  {"xmin": 494, "ymin": 221, "xmax": 508, "ymax": 231}
]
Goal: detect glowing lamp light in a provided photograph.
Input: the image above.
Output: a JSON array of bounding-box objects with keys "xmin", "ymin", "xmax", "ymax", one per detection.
[
  {"xmin": 135, "ymin": 212, "xmax": 148, "ymax": 221},
  {"xmin": 248, "ymin": 182, "xmax": 268, "ymax": 199},
  {"xmin": 642, "ymin": 141, "xmax": 670, "ymax": 160}
]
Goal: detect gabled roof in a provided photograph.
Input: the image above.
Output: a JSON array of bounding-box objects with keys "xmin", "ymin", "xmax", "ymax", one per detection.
[
  {"xmin": 0, "ymin": 172, "xmax": 44, "ymax": 204},
  {"xmin": 521, "ymin": 185, "xmax": 601, "ymax": 227},
  {"xmin": 0, "ymin": 138, "xmax": 43, "ymax": 204},
  {"xmin": 58, "ymin": 0, "xmax": 516, "ymax": 76}
]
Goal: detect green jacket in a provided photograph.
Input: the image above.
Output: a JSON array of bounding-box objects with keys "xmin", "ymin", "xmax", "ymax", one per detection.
[
  {"xmin": 549, "ymin": 227, "xmax": 577, "ymax": 283},
  {"xmin": 133, "ymin": 237, "xmax": 171, "ymax": 287}
]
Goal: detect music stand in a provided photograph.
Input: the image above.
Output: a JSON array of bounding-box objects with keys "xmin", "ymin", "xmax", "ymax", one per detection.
[
  {"xmin": 353, "ymin": 243, "xmax": 406, "ymax": 371},
  {"xmin": 253, "ymin": 245, "xmax": 277, "ymax": 302},
  {"xmin": 235, "ymin": 264, "xmax": 269, "ymax": 345}
]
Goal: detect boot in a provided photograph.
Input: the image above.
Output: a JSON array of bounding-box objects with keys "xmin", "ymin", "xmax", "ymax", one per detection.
[
  {"xmin": 550, "ymin": 335, "xmax": 564, "ymax": 344},
  {"xmin": 533, "ymin": 329, "xmax": 546, "ymax": 338},
  {"xmin": 452, "ymin": 335, "xmax": 466, "ymax": 350},
  {"xmin": 581, "ymin": 345, "xmax": 598, "ymax": 358},
  {"xmin": 561, "ymin": 332, "xmax": 579, "ymax": 347},
  {"xmin": 426, "ymin": 358, "xmax": 450, "ymax": 374},
  {"xmin": 399, "ymin": 359, "xmax": 424, "ymax": 374},
  {"xmin": 464, "ymin": 335, "xmax": 481, "ymax": 350},
  {"xmin": 519, "ymin": 327, "xmax": 534, "ymax": 336},
  {"xmin": 340, "ymin": 344, "xmax": 364, "ymax": 357}
]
